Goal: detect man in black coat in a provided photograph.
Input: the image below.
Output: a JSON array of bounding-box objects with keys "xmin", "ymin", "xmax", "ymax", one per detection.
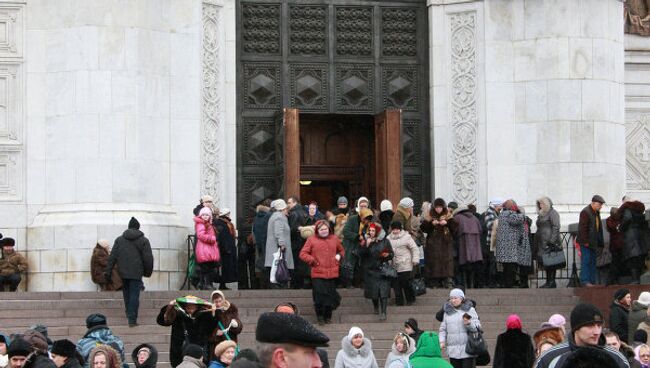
[
  {"xmin": 214, "ymin": 209, "xmax": 238, "ymax": 290},
  {"xmin": 610, "ymin": 288, "xmax": 632, "ymax": 344},
  {"xmin": 287, "ymin": 196, "xmax": 308, "ymax": 289},
  {"xmin": 252, "ymin": 200, "xmax": 272, "ymax": 289},
  {"xmin": 105, "ymin": 217, "xmax": 154, "ymax": 327}
]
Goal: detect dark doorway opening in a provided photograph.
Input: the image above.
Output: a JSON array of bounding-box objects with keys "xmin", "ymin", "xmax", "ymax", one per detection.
[{"xmin": 300, "ymin": 180, "xmax": 349, "ymax": 210}]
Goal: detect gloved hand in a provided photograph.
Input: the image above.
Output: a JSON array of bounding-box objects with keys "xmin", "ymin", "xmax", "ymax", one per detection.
[
  {"xmin": 230, "ymin": 320, "xmax": 239, "ymax": 329},
  {"xmin": 335, "ymin": 254, "xmax": 341, "ymax": 261}
]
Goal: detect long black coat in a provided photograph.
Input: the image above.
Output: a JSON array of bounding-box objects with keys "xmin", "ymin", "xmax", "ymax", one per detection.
[
  {"xmin": 492, "ymin": 329, "xmax": 535, "ymax": 368},
  {"xmin": 252, "ymin": 207, "xmax": 271, "ymax": 271},
  {"xmin": 610, "ymin": 301, "xmax": 630, "ymax": 343},
  {"xmin": 288, "ymin": 205, "xmax": 309, "ymax": 278},
  {"xmin": 156, "ymin": 305, "xmax": 212, "ymax": 367},
  {"xmin": 106, "ymin": 229, "xmax": 154, "ymax": 280},
  {"xmin": 359, "ymin": 233, "xmax": 394, "ymax": 299},
  {"xmin": 620, "ymin": 201, "xmax": 648, "ymax": 261},
  {"xmin": 214, "ymin": 218, "xmax": 238, "ymax": 283}
]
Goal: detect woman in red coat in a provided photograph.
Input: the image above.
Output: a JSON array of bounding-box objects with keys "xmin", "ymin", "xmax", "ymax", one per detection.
[{"xmin": 300, "ymin": 219, "xmax": 345, "ymax": 325}]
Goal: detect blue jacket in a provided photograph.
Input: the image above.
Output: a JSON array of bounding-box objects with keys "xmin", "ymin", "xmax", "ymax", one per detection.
[{"xmin": 77, "ymin": 326, "xmax": 126, "ymax": 368}]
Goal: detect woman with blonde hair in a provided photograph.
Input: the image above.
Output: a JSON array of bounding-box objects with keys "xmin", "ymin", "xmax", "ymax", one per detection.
[{"xmin": 384, "ymin": 332, "xmax": 415, "ymax": 368}]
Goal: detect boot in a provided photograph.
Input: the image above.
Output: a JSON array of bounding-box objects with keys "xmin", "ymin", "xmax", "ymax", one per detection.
[
  {"xmin": 372, "ymin": 299, "xmax": 379, "ymax": 314},
  {"xmin": 379, "ymin": 298, "xmax": 387, "ymax": 321},
  {"xmin": 324, "ymin": 307, "xmax": 333, "ymax": 324},
  {"xmin": 317, "ymin": 315, "xmax": 325, "ymax": 325}
]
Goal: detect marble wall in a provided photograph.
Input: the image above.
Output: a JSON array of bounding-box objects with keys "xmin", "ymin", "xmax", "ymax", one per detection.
[
  {"xmin": 0, "ymin": 0, "xmax": 237, "ymax": 291},
  {"xmin": 430, "ymin": 0, "xmax": 626, "ymax": 221}
]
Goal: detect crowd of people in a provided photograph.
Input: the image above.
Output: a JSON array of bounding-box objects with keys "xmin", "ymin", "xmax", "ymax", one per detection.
[{"xmin": 4, "ymin": 288, "xmax": 650, "ymax": 368}]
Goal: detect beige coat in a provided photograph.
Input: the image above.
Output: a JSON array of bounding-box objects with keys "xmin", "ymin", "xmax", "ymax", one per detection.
[{"xmin": 387, "ymin": 230, "xmax": 419, "ymax": 273}]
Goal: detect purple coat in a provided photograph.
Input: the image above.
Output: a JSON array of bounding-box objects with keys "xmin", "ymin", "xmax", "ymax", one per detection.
[{"xmin": 454, "ymin": 209, "xmax": 483, "ymax": 265}]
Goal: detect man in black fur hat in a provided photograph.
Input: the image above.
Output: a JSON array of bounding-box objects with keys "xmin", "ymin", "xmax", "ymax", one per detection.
[
  {"xmin": 50, "ymin": 340, "xmax": 82, "ymax": 368},
  {"xmin": 105, "ymin": 217, "xmax": 154, "ymax": 327}
]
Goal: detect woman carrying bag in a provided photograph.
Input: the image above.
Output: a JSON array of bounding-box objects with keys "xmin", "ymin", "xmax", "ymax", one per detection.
[
  {"xmin": 359, "ymin": 222, "xmax": 394, "ymax": 321},
  {"xmin": 439, "ymin": 288, "xmax": 481, "ymax": 368},
  {"xmin": 387, "ymin": 221, "xmax": 420, "ymax": 306}
]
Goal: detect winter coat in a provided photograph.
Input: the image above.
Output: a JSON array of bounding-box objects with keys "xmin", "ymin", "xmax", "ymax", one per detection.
[
  {"xmin": 535, "ymin": 197, "xmax": 561, "ymax": 266},
  {"xmin": 334, "ymin": 336, "xmax": 378, "ymax": 368},
  {"xmin": 439, "ymin": 301, "xmax": 481, "ymax": 359},
  {"xmin": 379, "ymin": 210, "xmax": 395, "ymax": 235},
  {"xmin": 91, "ymin": 245, "xmax": 122, "ymax": 291},
  {"xmin": 611, "ymin": 301, "xmax": 631, "ymax": 343},
  {"xmin": 629, "ymin": 300, "xmax": 649, "ymax": 343},
  {"xmin": 492, "ymin": 329, "xmax": 535, "ymax": 368},
  {"xmin": 289, "ymin": 205, "xmax": 309, "ymax": 278},
  {"xmin": 384, "ymin": 335, "xmax": 416, "ymax": 368},
  {"xmin": 77, "ymin": 326, "xmax": 126, "ymax": 368},
  {"xmin": 533, "ymin": 336, "xmax": 629, "ymax": 368},
  {"xmin": 359, "ymin": 231, "xmax": 394, "ymax": 299},
  {"xmin": 453, "ymin": 208, "xmax": 483, "ymax": 265},
  {"xmin": 194, "ymin": 217, "xmax": 220, "ymax": 263},
  {"xmin": 342, "ymin": 214, "xmax": 362, "ymax": 258},
  {"xmin": 156, "ymin": 304, "xmax": 213, "ymax": 367},
  {"xmin": 205, "ymin": 303, "xmax": 243, "ymax": 360},
  {"xmin": 494, "ymin": 210, "xmax": 531, "ymax": 266},
  {"xmin": 0, "ymin": 250, "xmax": 27, "ymax": 276},
  {"xmin": 619, "ymin": 201, "xmax": 648, "ymax": 260},
  {"xmin": 300, "ymin": 234, "xmax": 345, "ymax": 279},
  {"xmin": 214, "ymin": 218, "xmax": 237, "ymax": 283},
  {"xmin": 106, "ymin": 229, "xmax": 154, "ymax": 281},
  {"xmin": 252, "ymin": 206, "xmax": 271, "ymax": 271},
  {"xmin": 132, "ymin": 343, "xmax": 158, "ymax": 368},
  {"xmin": 607, "ymin": 215, "xmax": 625, "ymax": 253},
  {"xmin": 637, "ymin": 320, "xmax": 650, "ymax": 344},
  {"xmin": 207, "ymin": 361, "xmax": 226, "ymax": 368},
  {"xmin": 420, "ymin": 209, "xmax": 455, "ymax": 278},
  {"xmin": 577, "ymin": 204, "xmax": 604, "ymax": 248},
  {"xmin": 1, "ymin": 353, "xmax": 7, "ymax": 368},
  {"xmin": 176, "ymin": 357, "xmax": 206, "ymax": 368},
  {"xmin": 392, "ymin": 207, "xmax": 413, "ymax": 235},
  {"xmin": 264, "ymin": 211, "xmax": 294, "ymax": 269},
  {"xmin": 24, "ymin": 353, "xmax": 57, "ymax": 368},
  {"xmin": 88, "ymin": 346, "xmax": 122, "ymax": 368},
  {"xmin": 387, "ymin": 230, "xmax": 419, "ymax": 273},
  {"xmin": 409, "ymin": 331, "xmax": 452, "ymax": 368},
  {"xmin": 59, "ymin": 356, "xmax": 82, "ymax": 368},
  {"xmin": 484, "ymin": 207, "xmax": 499, "ymax": 246}
]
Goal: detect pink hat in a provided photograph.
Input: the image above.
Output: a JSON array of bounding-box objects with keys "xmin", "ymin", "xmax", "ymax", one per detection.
[
  {"xmin": 548, "ymin": 314, "xmax": 566, "ymax": 327},
  {"xmin": 199, "ymin": 207, "xmax": 213, "ymax": 218},
  {"xmin": 506, "ymin": 314, "xmax": 522, "ymax": 330}
]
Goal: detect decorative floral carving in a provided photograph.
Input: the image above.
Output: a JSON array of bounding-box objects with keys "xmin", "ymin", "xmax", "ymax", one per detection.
[
  {"xmin": 242, "ymin": 3, "xmax": 281, "ymax": 54},
  {"xmin": 381, "ymin": 8, "xmax": 417, "ymax": 57},
  {"xmin": 627, "ymin": 115, "xmax": 650, "ymax": 190},
  {"xmin": 202, "ymin": 2, "xmax": 224, "ymax": 205},
  {"xmin": 335, "ymin": 7, "xmax": 373, "ymax": 56},
  {"xmin": 450, "ymin": 12, "xmax": 478, "ymax": 204},
  {"xmin": 290, "ymin": 6, "xmax": 327, "ymax": 55}
]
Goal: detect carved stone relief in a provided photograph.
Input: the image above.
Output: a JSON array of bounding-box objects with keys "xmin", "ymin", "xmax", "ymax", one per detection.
[
  {"xmin": 336, "ymin": 64, "xmax": 374, "ymax": 112},
  {"xmin": 243, "ymin": 119, "xmax": 276, "ymax": 166},
  {"xmin": 243, "ymin": 63, "xmax": 281, "ymax": 110},
  {"xmin": 0, "ymin": 64, "xmax": 21, "ymax": 144},
  {"xmin": 450, "ymin": 11, "xmax": 478, "ymax": 205},
  {"xmin": 381, "ymin": 8, "xmax": 417, "ymax": 57},
  {"xmin": 403, "ymin": 175, "xmax": 422, "ymax": 209},
  {"xmin": 242, "ymin": 3, "xmax": 281, "ymax": 54},
  {"xmin": 242, "ymin": 174, "xmax": 277, "ymax": 217},
  {"xmin": 627, "ymin": 115, "xmax": 650, "ymax": 190},
  {"xmin": 402, "ymin": 120, "xmax": 420, "ymax": 167},
  {"xmin": 382, "ymin": 66, "xmax": 418, "ymax": 111},
  {"xmin": 290, "ymin": 64, "xmax": 328, "ymax": 111},
  {"xmin": 335, "ymin": 7, "xmax": 373, "ymax": 57},
  {"xmin": 0, "ymin": 5, "xmax": 23, "ymax": 58},
  {"xmin": 0, "ymin": 148, "xmax": 21, "ymax": 200},
  {"xmin": 290, "ymin": 6, "xmax": 327, "ymax": 55}
]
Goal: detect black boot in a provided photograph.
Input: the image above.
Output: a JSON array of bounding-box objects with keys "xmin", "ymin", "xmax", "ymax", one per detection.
[
  {"xmin": 372, "ymin": 299, "xmax": 379, "ymax": 314},
  {"xmin": 540, "ymin": 270, "xmax": 554, "ymax": 288},
  {"xmin": 324, "ymin": 307, "xmax": 333, "ymax": 324},
  {"xmin": 379, "ymin": 298, "xmax": 387, "ymax": 321}
]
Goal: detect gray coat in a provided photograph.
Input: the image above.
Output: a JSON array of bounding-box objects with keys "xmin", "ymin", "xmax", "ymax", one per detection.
[
  {"xmin": 264, "ymin": 211, "xmax": 294, "ymax": 269},
  {"xmin": 334, "ymin": 336, "xmax": 378, "ymax": 368},
  {"xmin": 535, "ymin": 197, "xmax": 561, "ymax": 265},
  {"xmin": 495, "ymin": 210, "xmax": 531, "ymax": 266},
  {"xmin": 439, "ymin": 301, "xmax": 481, "ymax": 359}
]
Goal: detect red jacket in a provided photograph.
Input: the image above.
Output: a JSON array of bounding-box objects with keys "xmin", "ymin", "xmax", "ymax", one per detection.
[{"xmin": 299, "ymin": 234, "xmax": 345, "ymax": 279}]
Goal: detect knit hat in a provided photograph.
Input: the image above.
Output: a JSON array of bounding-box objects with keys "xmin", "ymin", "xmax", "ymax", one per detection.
[
  {"xmin": 213, "ymin": 340, "xmax": 237, "ymax": 359},
  {"xmin": 198, "ymin": 207, "xmax": 212, "ymax": 218},
  {"xmin": 548, "ymin": 314, "xmax": 566, "ymax": 327},
  {"xmin": 337, "ymin": 196, "xmax": 348, "ymax": 205},
  {"xmin": 0, "ymin": 237, "xmax": 15, "ymax": 247},
  {"xmin": 506, "ymin": 314, "xmax": 522, "ymax": 330},
  {"xmin": 380, "ymin": 200, "xmax": 393, "ymax": 212},
  {"xmin": 390, "ymin": 221, "xmax": 403, "ymax": 230},
  {"xmin": 86, "ymin": 313, "xmax": 107, "ymax": 329},
  {"xmin": 638, "ymin": 292, "xmax": 650, "ymax": 307},
  {"xmin": 51, "ymin": 339, "xmax": 77, "ymax": 358},
  {"xmin": 182, "ymin": 343, "xmax": 204, "ymax": 359},
  {"xmin": 570, "ymin": 303, "xmax": 603, "ymax": 331},
  {"xmin": 614, "ymin": 288, "xmax": 631, "ymax": 302},
  {"xmin": 348, "ymin": 326, "xmax": 364, "ymax": 341},
  {"xmin": 399, "ymin": 197, "xmax": 414, "ymax": 209},
  {"xmin": 7, "ymin": 338, "xmax": 31, "ymax": 358},
  {"xmin": 272, "ymin": 199, "xmax": 288, "ymax": 211},
  {"xmin": 357, "ymin": 197, "xmax": 370, "ymax": 208},
  {"xmin": 128, "ymin": 217, "xmax": 140, "ymax": 230},
  {"xmin": 201, "ymin": 195, "xmax": 214, "ymax": 203},
  {"xmin": 634, "ymin": 329, "xmax": 648, "ymax": 344},
  {"xmin": 449, "ymin": 288, "xmax": 465, "ymax": 300},
  {"xmin": 489, "ymin": 197, "xmax": 505, "ymax": 207},
  {"xmin": 97, "ymin": 239, "xmax": 110, "ymax": 249}
]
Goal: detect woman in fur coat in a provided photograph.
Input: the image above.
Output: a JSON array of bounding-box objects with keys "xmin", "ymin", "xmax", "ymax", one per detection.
[
  {"xmin": 492, "ymin": 314, "xmax": 535, "ymax": 368},
  {"xmin": 535, "ymin": 196, "xmax": 562, "ymax": 288},
  {"xmin": 384, "ymin": 333, "xmax": 415, "ymax": 368},
  {"xmin": 91, "ymin": 239, "xmax": 122, "ymax": 291},
  {"xmin": 420, "ymin": 198, "xmax": 455, "ymax": 288},
  {"xmin": 334, "ymin": 327, "xmax": 378, "ymax": 368},
  {"xmin": 358, "ymin": 222, "xmax": 394, "ymax": 321}
]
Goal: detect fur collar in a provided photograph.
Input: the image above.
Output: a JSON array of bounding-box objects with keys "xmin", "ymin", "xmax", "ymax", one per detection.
[
  {"xmin": 537, "ymin": 196, "xmax": 553, "ymax": 216},
  {"xmin": 620, "ymin": 200, "xmax": 646, "ymax": 214},
  {"xmin": 443, "ymin": 300, "xmax": 472, "ymax": 315},
  {"xmin": 341, "ymin": 336, "xmax": 373, "ymax": 357}
]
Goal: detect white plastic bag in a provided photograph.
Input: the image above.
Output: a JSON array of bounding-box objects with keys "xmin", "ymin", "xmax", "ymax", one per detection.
[{"xmin": 269, "ymin": 248, "xmax": 281, "ymax": 284}]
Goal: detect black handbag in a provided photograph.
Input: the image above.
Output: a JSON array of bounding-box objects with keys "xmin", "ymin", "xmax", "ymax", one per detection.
[
  {"xmin": 465, "ymin": 327, "xmax": 488, "ymax": 356},
  {"xmin": 542, "ymin": 244, "xmax": 566, "ymax": 269},
  {"xmin": 378, "ymin": 262, "xmax": 397, "ymax": 279},
  {"xmin": 410, "ymin": 267, "xmax": 427, "ymax": 296}
]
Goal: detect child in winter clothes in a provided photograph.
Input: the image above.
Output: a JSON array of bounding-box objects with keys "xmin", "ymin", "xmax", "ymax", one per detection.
[
  {"xmin": 384, "ymin": 333, "xmax": 415, "ymax": 368},
  {"xmin": 408, "ymin": 331, "xmax": 452, "ymax": 368}
]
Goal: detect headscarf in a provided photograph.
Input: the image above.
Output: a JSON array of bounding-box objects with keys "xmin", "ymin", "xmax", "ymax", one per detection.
[
  {"xmin": 89, "ymin": 345, "xmax": 122, "ymax": 368},
  {"xmin": 635, "ymin": 344, "xmax": 650, "ymax": 368}
]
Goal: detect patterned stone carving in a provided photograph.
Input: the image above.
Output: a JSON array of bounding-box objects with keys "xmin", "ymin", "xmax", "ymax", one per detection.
[
  {"xmin": 243, "ymin": 119, "xmax": 276, "ymax": 166},
  {"xmin": 241, "ymin": 3, "xmax": 281, "ymax": 54},
  {"xmin": 0, "ymin": 148, "xmax": 21, "ymax": 201},
  {"xmin": 403, "ymin": 175, "xmax": 422, "ymax": 209},
  {"xmin": 0, "ymin": 64, "xmax": 21, "ymax": 144},
  {"xmin": 242, "ymin": 175, "xmax": 278, "ymax": 217},
  {"xmin": 243, "ymin": 63, "xmax": 281, "ymax": 109},
  {"xmin": 627, "ymin": 116, "xmax": 650, "ymax": 190},
  {"xmin": 290, "ymin": 64, "xmax": 328, "ymax": 111},
  {"xmin": 336, "ymin": 64, "xmax": 374, "ymax": 111},
  {"xmin": 382, "ymin": 66, "xmax": 418, "ymax": 111},
  {"xmin": 450, "ymin": 12, "xmax": 478, "ymax": 204},
  {"xmin": 402, "ymin": 121, "xmax": 420, "ymax": 167},
  {"xmin": 0, "ymin": 5, "xmax": 23, "ymax": 58},
  {"xmin": 290, "ymin": 6, "xmax": 327, "ymax": 55},
  {"xmin": 381, "ymin": 8, "xmax": 417, "ymax": 57},
  {"xmin": 202, "ymin": 3, "xmax": 224, "ymax": 205},
  {"xmin": 335, "ymin": 7, "xmax": 373, "ymax": 57}
]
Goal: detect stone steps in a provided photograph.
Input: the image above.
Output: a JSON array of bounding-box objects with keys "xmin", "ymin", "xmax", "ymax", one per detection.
[{"xmin": 0, "ymin": 288, "xmax": 579, "ymax": 368}]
